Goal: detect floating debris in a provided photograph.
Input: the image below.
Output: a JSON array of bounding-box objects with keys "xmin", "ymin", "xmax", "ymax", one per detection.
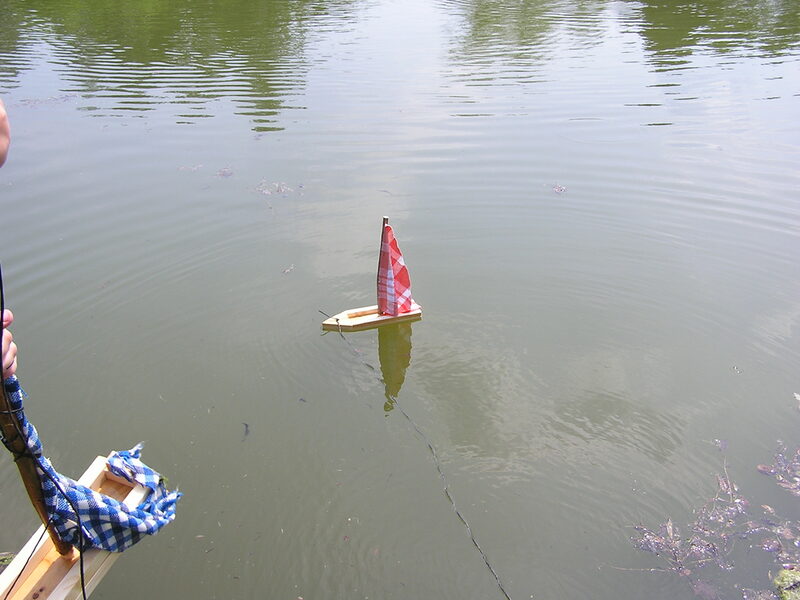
[
  {"xmin": 282, "ymin": 264, "xmax": 295, "ymax": 274},
  {"xmin": 18, "ymin": 94, "xmax": 77, "ymax": 107},
  {"xmin": 633, "ymin": 431, "xmax": 800, "ymax": 598},
  {"xmin": 216, "ymin": 167, "xmax": 234, "ymax": 178},
  {"xmin": 256, "ymin": 180, "xmax": 293, "ymax": 195},
  {"xmin": 758, "ymin": 440, "xmax": 800, "ymax": 496},
  {"xmin": 743, "ymin": 590, "xmax": 778, "ymax": 600},
  {"xmin": 632, "ymin": 470, "xmax": 748, "ymax": 575},
  {"xmin": 552, "ymin": 184, "xmax": 567, "ymax": 194},
  {"xmin": 179, "ymin": 164, "xmax": 203, "ymax": 172}
]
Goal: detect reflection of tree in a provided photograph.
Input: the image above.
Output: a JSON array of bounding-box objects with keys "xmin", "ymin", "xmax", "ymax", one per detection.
[
  {"xmin": 411, "ymin": 338, "xmax": 533, "ymax": 465},
  {"xmin": 451, "ymin": 0, "xmax": 552, "ymax": 58},
  {"xmin": 0, "ymin": 0, "xmax": 357, "ymax": 129},
  {"xmin": 448, "ymin": 0, "xmax": 800, "ymax": 78},
  {"xmin": 546, "ymin": 391, "xmax": 684, "ymax": 462},
  {"xmin": 413, "ymin": 336, "xmax": 685, "ymax": 470},
  {"xmin": 0, "ymin": 4, "xmax": 28, "ymax": 93},
  {"xmin": 543, "ymin": 348, "xmax": 686, "ymax": 463},
  {"xmin": 446, "ymin": 0, "xmax": 609, "ymax": 83},
  {"xmin": 637, "ymin": 0, "xmax": 800, "ymax": 61},
  {"xmin": 416, "ymin": 357, "xmax": 486, "ymax": 443}
]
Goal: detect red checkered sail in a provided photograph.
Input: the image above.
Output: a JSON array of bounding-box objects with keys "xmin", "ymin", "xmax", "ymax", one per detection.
[{"xmin": 377, "ymin": 221, "xmax": 417, "ymax": 316}]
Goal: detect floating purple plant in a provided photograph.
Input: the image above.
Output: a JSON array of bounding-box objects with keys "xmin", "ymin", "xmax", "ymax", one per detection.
[
  {"xmin": 631, "ymin": 465, "xmax": 746, "ymax": 580},
  {"xmin": 742, "ymin": 589, "xmax": 777, "ymax": 600},
  {"xmin": 631, "ymin": 436, "xmax": 800, "ymax": 598},
  {"xmin": 757, "ymin": 441, "xmax": 800, "ymax": 497}
]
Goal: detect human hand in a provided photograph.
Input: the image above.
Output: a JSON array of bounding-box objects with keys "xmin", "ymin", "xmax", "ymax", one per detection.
[
  {"xmin": 0, "ymin": 98, "xmax": 10, "ymax": 168},
  {"xmin": 2, "ymin": 309, "xmax": 17, "ymax": 379}
]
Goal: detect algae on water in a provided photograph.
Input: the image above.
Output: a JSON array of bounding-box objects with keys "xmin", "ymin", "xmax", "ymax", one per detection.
[
  {"xmin": 775, "ymin": 569, "xmax": 800, "ymax": 600},
  {"xmin": 0, "ymin": 552, "xmax": 15, "ymax": 574}
]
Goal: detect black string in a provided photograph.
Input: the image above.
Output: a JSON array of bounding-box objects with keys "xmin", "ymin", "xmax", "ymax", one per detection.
[
  {"xmin": 319, "ymin": 310, "xmax": 515, "ymax": 600},
  {"xmin": 1, "ymin": 264, "xmax": 88, "ymax": 600}
]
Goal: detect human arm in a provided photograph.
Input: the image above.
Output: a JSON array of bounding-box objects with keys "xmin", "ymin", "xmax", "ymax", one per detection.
[
  {"xmin": 0, "ymin": 100, "xmax": 16, "ymax": 378},
  {"xmin": 2, "ymin": 309, "xmax": 17, "ymax": 379},
  {"xmin": 0, "ymin": 98, "xmax": 10, "ymax": 168},
  {"xmin": 1, "ymin": 102, "xmax": 17, "ymax": 378}
]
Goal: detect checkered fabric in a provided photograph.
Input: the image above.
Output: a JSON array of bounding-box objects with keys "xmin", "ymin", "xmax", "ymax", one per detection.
[
  {"xmin": 1, "ymin": 376, "xmax": 181, "ymax": 552},
  {"xmin": 377, "ymin": 223, "xmax": 417, "ymax": 316}
]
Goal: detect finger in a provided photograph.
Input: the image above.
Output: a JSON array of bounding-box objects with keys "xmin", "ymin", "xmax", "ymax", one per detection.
[
  {"xmin": 1, "ymin": 329, "xmax": 14, "ymax": 369},
  {"xmin": 3, "ymin": 355, "xmax": 17, "ymax": 378},
  {"xmin": 1, "ymin": 309, "xmax": 13, "ymax": 328},
  {"xmin": 2, "ymin": 341, "xmax": 17, "ymax": 378},
  {"xmin": 2, "ymin": 356, "xmax": 17, "ymax": 378}
]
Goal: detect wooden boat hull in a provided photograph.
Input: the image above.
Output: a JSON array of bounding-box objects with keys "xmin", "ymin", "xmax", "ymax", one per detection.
[
  {"xmin": 322, "ymin": 305, "xmax": 422, "ymax": 332},
  {"xmin": 0, "ymin": 455, "xmax": 148, "ymax": 600}
]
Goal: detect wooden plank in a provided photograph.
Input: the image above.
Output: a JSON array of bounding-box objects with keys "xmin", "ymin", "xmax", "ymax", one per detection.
[
  {"xmin": 322, "ymin": 305, "xmax": 422, "ymax": 332},
  {"xmin": 0, "ymin": 455, "xmax": 148, "ymax": 600},
  {"xmin": 51, "ymin": 480, "xmax": 148, "ymax": 600}
]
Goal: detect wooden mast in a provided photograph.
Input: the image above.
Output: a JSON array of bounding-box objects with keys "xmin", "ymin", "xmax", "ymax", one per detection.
[
  {"xmin": 0, "ymin": 266, "xmax": 73, "ymax": 556},
  {"xmin": 0, "ymin": 378, "xmax": 73, "ymax": 556},
  {"xmin": 377, "ymin": 216, "xmax": 389, "ymax": 309}
]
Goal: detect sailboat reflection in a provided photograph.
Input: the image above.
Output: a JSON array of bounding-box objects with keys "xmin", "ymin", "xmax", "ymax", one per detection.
[{"xmin": 378, "ymin": 322, "xmax": 413, "ymax": 412}]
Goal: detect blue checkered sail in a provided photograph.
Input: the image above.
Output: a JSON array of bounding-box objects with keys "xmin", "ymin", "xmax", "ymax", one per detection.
[{"xmin": 1, "ymin": 376, "xmax": 181, "ymax": 552}]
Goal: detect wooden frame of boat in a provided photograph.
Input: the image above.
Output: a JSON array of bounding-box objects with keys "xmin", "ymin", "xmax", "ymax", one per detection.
[
  {"xmin": 0, "ymin": 455, "xmax": 149, "ymax": 600},
  {"xmin": 322, "ymin": 304, "xmax": 422, "ymax": 332}
]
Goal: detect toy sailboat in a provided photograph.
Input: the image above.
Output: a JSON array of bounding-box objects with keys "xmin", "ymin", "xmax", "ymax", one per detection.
[
  {"xmin": 0, "ymin": 378, "xmax": 180, "ymax": 600},
  {"xmin": 0, "ymin": 266, "xmax": 180, "ymax": 600},
  {"xmin": 0, "ymin": 453, "xmax": 150, "ymax": 600},
  {"xmin": 322, "ymin": 217, "xmax": 422, "ymax": 332}
]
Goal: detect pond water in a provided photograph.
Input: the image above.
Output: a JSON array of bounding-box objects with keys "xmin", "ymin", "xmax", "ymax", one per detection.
[{"xmin": 1, "ymin": 1, "xmax": 799, "ymax": 598}]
